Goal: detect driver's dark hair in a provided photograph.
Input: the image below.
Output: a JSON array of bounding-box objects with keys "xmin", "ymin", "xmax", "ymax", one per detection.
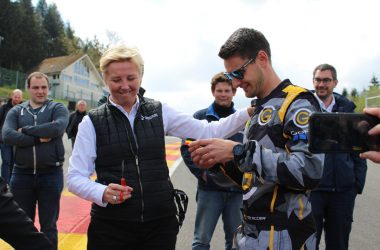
[{"xmin": 219, "ymin": 28, "xmax": 271, "ymax": 61}]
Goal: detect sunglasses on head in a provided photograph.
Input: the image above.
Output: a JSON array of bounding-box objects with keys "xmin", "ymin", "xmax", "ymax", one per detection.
[{"xmin": 224, "ymin": 57, "xmax": 255, "ymax": 81}]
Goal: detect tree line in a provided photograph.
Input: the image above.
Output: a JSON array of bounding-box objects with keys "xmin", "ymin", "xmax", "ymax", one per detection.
[
  {"xmin": 0, "ymin": 0, "xmax": 105, "ymax": 72},
  {"xmin": 342, "ymin": 75, "xmax": 379, "ymax": 98},
  {"xmin": 1, "ymin": 0, "xmax": 378, "ymax": 110},
  {"xmin": 342, "ymin": 75, "xmax": 380, "ymax": 112}
]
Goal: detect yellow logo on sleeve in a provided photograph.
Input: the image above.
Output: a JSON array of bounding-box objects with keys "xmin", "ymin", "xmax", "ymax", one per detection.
[
  {"xmin": 293, "ymin": 108, "xmax": 311, "ymax": 128},
  {"xmin": 258, "ymin": 106, "xmax": 275, "ymax": 125}
]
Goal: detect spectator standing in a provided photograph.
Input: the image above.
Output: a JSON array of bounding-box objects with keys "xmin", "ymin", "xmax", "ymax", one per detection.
[
  {"xmin": 189, "ymin": 28, "xmax": 324, "ymax": 249},
  {"xmin": 2, "ymin": 72, "xmax": 69, "ymax": 249},
  {"xmin": 66, "ymin": 100, "xmax": 87, "ymax": 147},
  {"xmin": 181, "ymin": 72, "xmax": 243, "ymax": 250},
  {"xmin": 0, "ymin": 89, "xmax": 23, "ymax": 183},
  {"xmin": 310, "ymin": 64, "xmax": 367, "ymax": 250}
]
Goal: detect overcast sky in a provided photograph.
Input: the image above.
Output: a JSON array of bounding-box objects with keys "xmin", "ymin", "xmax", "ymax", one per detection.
[{"xmin": 43, "ymin": 0, "xmax": 380, "ymax": 114}]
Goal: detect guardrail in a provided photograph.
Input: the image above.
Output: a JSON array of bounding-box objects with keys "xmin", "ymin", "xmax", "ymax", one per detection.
[{"xmin": 0, "ymin": 67, "xmax": 27, "ymax": 88}]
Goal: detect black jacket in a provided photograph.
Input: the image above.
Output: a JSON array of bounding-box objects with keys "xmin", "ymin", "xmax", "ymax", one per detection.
[
  {"xmin": 2, "ymin": 100, "xmax": 69, "ymax": 173},
  {"xmin": 0, "ymin": 99, "xmax": 14, "ymax": 142},
  {"xmin": 89, "ymin": 95, "xmax": 176, "ymax": 222},
  {"xmin": 66, "ymin": 110, "xmax": 86, "ymax": 139},
  {"xmin": 314, "ymin": 92, "xmax": 367, "ymax": 194}
]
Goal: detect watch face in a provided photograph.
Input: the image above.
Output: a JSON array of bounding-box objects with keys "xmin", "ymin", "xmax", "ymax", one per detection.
[{"xmin": 233, "ymin": 144, "xmax": 244, "ymax": 156}]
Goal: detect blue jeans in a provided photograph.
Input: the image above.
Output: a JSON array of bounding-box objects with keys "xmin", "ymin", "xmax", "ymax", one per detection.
[
  {"xmin": 192, "ymin": 189, "xmax": 242, "ymax": 250},
  {"xmin": 10, "ymin": 169, "xmax": 64, "ymax": 250},
  {"xmin": 0, "ymin": 143, "xmax": 13, "ymax": 183}
]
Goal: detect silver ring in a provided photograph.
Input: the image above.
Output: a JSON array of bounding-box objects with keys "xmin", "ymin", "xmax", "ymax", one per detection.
[{"xmin": 112, "ymin": 195, "xmax": 117, "ymax": 201}]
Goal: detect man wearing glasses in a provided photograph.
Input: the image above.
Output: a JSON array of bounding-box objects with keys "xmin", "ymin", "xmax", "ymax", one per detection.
[
  {"xmin": 189, "ymin": 28, "xmax": 324, "ymax": 249},
  {"xmin": 310, "ymin": 64, "xmax": 367, "ymax": 250}
]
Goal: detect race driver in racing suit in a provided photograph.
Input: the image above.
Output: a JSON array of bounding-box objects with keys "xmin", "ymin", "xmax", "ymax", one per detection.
[{"xmin": 188, "ymin": 28, "xmax": 324, "ymax": 250}]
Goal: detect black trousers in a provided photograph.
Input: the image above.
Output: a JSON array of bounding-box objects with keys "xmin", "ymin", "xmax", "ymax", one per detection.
[
  {"xmin": 87, "ymin": 215, "xmax": 179, "ymax": 250},
  {"xmin": 310, "ymin": 188, "xmax": 357, "ymax": 250},
  {"xmin": 0, "ymin": 177, "xmax": 53, "ymax": 250}
]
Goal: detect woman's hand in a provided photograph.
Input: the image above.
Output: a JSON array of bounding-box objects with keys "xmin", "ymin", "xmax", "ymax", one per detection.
[{"xmin": 102, "ymin": 183, "xmax": 133, "ymax": 204}]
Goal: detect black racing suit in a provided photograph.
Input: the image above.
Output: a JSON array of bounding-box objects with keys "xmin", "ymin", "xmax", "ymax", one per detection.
[
  {"xmin": 225, "ymin": 80, "xmax": 324, "ymax": 250},
  {"xmin": 0, "ymin": 177, "xmax": 53, "ymax": 249}
]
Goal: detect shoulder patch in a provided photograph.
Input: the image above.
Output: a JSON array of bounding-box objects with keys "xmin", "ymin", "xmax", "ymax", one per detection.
[
  {"xmin": 258, "ymin": 106, "xmax": 275, "ymax": 125},
  {"xmin": 292, "ymin": 108, "xmax": 311, "ymax": 128},
  {"xmin": 279, "ymin": 85, "xmax": 307, "ymax": 123}
]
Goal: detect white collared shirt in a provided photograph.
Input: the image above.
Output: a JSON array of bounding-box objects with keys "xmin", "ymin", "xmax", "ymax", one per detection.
[
  {"xmin": 314, "ymin": 93, "xmax": 336, "ymax": 112},
  {"xmin": 67, "ymin": 101, "xmax": 250, "ymax": 206},
  {"xmin": 108, "ymin": 97, "xmax": 139, "ymax": 133}
]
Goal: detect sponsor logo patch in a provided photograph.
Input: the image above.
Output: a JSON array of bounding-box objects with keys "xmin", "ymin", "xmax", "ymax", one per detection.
[
  {"xmin": 291, "ymin": 130, "xmax": 308, "ymax": 141},
  {"xmin": 258, "ymin": 106, "xmax": 275, "ymax": 125},
  {"xmin": 140, "ymin": 113, "xmax": 158, "ymax": 120},
  {"xmin": 292, "ymin": 108, "xmax": 311, "ymax": 128}
]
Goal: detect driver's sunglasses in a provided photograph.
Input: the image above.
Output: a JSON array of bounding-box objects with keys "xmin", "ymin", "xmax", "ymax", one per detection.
[{"xmin": 224, "ymin": 57, "xmax": 255, "ymax": 81}]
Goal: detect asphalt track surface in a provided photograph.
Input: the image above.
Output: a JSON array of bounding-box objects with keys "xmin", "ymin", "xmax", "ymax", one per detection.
[{"xmin": 1, "ymin": 136, "xmax": 380, "ymax": 249}]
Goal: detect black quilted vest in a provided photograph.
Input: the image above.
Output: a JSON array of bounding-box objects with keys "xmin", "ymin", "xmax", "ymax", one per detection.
[{"xmin": 88, "ymin": 96, "xmax": 176, "ymax": 222}]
